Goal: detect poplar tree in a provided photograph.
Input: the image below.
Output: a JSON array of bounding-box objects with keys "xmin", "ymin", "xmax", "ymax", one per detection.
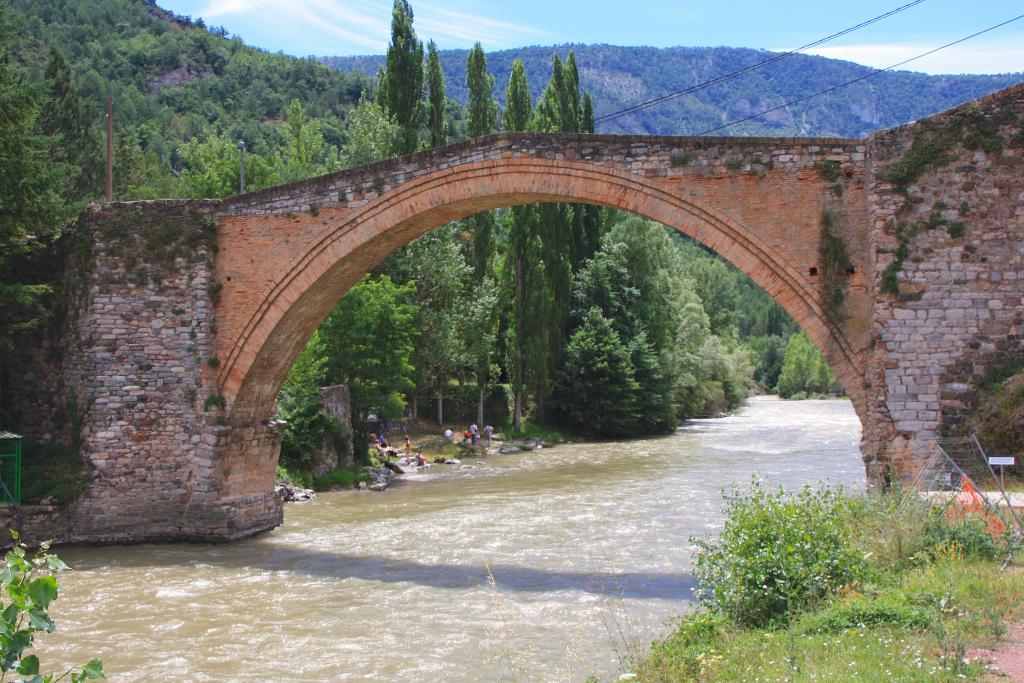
[
  {"xmin": 503, "ymin": 59, "xmax": 532, "ymax": 132},
  {"xmin": 466, "ymin": 43, "xmax": 497, "ymax": 281},
  {"xmin": 379, "ymin": 0, "xmax": 423, "ymax": 154},
  {"xmin": 426, "ymin": 40, "xmax": 446, "ymax": 148},
  {"xmin": 503, "ymin": 59, "xmax": 535, "ymax": 430},
  {"xmin": 466, "ymin": 42, "xmax": 497, "ymax": 138},
  {"xmin": 576, "ymin": 92, "xmax": 602, "ymax": 265},
  {"xmin": 464, "ymin": 43, "xmax": 500, "ymax": 424}
]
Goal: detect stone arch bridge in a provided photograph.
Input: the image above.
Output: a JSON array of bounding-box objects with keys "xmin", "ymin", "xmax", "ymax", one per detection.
[{"xmin": 11, "ymin": 83, "xmax": 1023, "ymax": 543}]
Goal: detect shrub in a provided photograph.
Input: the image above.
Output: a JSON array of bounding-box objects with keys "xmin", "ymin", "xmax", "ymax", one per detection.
[
  {"xmin": 692, "ymin": 482, "xmax": 865, "ymax": 627},
  {"xmin": 801, "ymin": 594, "xmax": 935, "ymax": 633},
  {"xmin": 925, "ymin": 515, "xmax": 1012, "ymax": 562},
  {"xmin": 639, "ymin": 611, "xmax": 726, "ymax": 680}
]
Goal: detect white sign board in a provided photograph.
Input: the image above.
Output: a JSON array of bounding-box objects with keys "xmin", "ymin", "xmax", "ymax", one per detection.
[{"xmin": 989, "ymin": 456, "xmax": 1016, "ymax": 467}]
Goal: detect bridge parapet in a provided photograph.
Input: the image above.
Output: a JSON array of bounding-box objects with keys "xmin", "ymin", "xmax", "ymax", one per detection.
[{"xmin": 220, "ymin": 132, "xmax": 866, "ymax": 218}]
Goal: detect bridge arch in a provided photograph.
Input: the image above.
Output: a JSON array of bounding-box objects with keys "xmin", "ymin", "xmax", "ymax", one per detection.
[{"xmin": 216, "ymin": 154, "xmax": 868, "ymax": 427}]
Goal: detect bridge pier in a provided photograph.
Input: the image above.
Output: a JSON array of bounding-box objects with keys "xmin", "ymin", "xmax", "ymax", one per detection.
[{"xmin": 4, "ymin": 202, "xmax": 284, "ymax": 545}]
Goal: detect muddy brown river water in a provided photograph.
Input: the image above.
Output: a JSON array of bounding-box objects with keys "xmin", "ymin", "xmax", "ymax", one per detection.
[{"xmin": 44, "ymin": 397, "xmax": 865, "ymax": 681}]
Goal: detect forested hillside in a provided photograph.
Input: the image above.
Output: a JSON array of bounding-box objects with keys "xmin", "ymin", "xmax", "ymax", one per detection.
[
  {"xmin": 4, "ymin": 0, "xmax": 369, "ymax": 200},
  {"xmin": 323, "ymin": 45, "xmax": 1022, "ymax": 137}
]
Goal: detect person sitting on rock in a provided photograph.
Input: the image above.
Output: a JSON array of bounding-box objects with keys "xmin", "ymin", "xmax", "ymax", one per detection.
[{"xmin": 415, "ymin": 450, "xmax": 426, "ymax": 467}]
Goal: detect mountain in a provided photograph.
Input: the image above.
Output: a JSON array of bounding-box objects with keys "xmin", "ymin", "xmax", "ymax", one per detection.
[{"xmin": 321, "ymin": 45, "xmax": 1022, "ymax": 138}]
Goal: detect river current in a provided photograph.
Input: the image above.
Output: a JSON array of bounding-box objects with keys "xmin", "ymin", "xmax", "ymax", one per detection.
[{"xmin": 45, "ymin": 397, "xmax": 864, "ymax": 681}]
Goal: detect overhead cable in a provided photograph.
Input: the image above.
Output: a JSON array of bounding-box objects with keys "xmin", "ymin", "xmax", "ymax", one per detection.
[
  {"xmin": 594, "ymin": 0, "xmax": 928, "ymax": 125},
  {"xmin": 696, "ymin": 13, "xmax": 1024, "ymax": 136}
]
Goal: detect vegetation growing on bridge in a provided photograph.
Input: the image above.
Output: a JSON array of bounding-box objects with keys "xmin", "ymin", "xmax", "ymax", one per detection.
[
  {"xmin": 887, "ymin": 103, "xmax": 1018, "ymax": 193},
  {"xmin": 819, "ymin": 210, "xmax": 852, "ymax": 324}
]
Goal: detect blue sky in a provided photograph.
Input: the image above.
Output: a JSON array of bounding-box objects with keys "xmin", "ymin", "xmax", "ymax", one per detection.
[{"xmin": 160, "ymin": 0, "xmax": 1024, "ymax": 74}]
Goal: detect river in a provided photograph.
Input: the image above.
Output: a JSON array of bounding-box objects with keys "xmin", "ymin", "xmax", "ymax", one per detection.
[{"xmin": 44, "ymin": 397, "xmax": 864, "ymax": 681}]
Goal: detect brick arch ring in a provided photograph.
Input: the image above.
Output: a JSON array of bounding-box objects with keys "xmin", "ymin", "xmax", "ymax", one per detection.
[{"xmin": 217, "ymin": 157, "xmax": 865, "ymax": 426}]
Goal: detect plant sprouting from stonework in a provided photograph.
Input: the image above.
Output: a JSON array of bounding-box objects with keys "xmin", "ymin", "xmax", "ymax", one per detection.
[
  {"xmin": 0, "ymin": 534, "xmax": 104, "ymax": 682},
  {"xmin": 819, "ymin": 211, "xmax": 852, "ymax": 322}
]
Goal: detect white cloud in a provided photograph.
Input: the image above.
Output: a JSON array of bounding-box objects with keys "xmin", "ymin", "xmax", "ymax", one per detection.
[
  {"xmin": 416, "ymin": 2, "xmax": 552, "ymax": 47},
  {"xmin": 197, "ymin": 0, "xmax": 553, "ymax": 54},
  {"xmin": 199, "ymin": 0, "xmax": 265, "ymax": 18},
  {"xmin": 798, "ymin": 40, "xmax": 1024, "ymax": 75}
]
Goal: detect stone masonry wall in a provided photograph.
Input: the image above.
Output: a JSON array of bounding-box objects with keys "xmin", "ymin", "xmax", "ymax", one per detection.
[
  {"xmin": 864, "ymin": 83, "xmax": 1024, "ymax": 482},
  {"xmin": 3, "ymin": 202, "xmax": 282, "ymax": 544}
]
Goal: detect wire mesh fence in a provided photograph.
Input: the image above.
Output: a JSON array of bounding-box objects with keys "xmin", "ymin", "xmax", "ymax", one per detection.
[{"xmin": 900, "ymin": 435, "xmax": 1023, "ymax": 541}]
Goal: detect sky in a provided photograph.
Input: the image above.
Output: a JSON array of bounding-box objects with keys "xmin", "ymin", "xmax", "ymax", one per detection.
[{"xmin": 159, "ymin": 0, "xmax": 1024, "ymax": 75}]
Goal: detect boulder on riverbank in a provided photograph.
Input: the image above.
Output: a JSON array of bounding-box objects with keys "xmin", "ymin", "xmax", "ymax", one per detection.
[
  {"xmin": 275, "ymin": 482, "xmax": 315, "ymax": 503},
  {"xmin": 499, "ymin": 438, "xmax": 545, "ymax": 453},
  {"xmin": 363, "ymin": 465, "xmax": 392, "ymax": 491}
]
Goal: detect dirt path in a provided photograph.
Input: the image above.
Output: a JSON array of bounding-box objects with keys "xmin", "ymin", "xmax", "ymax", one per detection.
[{"xmin": 972, "ymin": 622, "xmax": 1024, "ymax": 681}]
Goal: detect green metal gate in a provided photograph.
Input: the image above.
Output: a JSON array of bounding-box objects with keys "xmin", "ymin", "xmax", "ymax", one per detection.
[{"xmin": 0, "ymin": 432, "xmax": 22, "ymax": 504}]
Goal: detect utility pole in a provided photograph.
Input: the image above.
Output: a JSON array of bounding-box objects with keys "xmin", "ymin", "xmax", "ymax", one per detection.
[
  {"xmin": 238, "ymin": 140, "xmax": 246, "ymax": 194},
  {"xmin": 105, "ymin": 97, "xmax": 113, "ymax": 203}
]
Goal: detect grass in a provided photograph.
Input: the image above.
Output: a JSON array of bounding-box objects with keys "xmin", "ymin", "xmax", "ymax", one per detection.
[
  {"xmin": 621, "ymin": 490, "xmax": 1024, "ymax": 682},
  {"xmin": 312, "ymin": 465, "xmax": 369, "ymax": 490},
  {"xmin": 275, "ymin": 463, "xmax": 370, "ymax": 491}
]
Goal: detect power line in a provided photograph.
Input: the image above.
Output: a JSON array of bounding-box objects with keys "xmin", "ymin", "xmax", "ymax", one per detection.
[
  {"xmin": 594, "ymin": 0, "xmax": 928, "ymax": 125},
  {"xmin": 696, "ymin": 13, "xmax": 1024, "ymax": 137}
]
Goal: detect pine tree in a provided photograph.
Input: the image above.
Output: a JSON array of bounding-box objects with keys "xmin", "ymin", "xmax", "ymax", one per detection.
[
  {"xmin": 379, "ymin": 0, "xmax": 424, "ymax": 154},
  {"xmin": 40, "ymin": 46, "xmax": 99, "ymax": 202},
  {"xmin": 556, "ymin": 307, "xmax": 640, "ymax": 436},
  {"xmin": 426, "ymin": 40, "xmax": 446, "ymax": 149},
  {"xmin": 0, "ymin": 46, "xmax": 72, "ymax": 352}
]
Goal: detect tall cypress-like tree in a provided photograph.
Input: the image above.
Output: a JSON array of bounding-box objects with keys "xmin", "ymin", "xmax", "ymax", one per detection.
[
  {"xmin": 503, "ymin": 60, "xmax": 531, "ymax": 133},
  {"xmin": 503, "ymin": 59, "xmax": 534, "ymax": 430},
  {"xmin": 379, "ymin": 0, "xmax": 424, "ymax": 154},
  {"xmin": 466, "ymin": 43, "xmax": 497, "ymax": 282},
  {"xmin": 426, "ymin": 40, "xmax": 446, "ymax": 148},
  {"xmin": 576, "ymin": 92, "xmax": 603, "ymax": 265},
  {"xmin": 466, "ymin": 42, "xmax": 497, "ymax": 138}
]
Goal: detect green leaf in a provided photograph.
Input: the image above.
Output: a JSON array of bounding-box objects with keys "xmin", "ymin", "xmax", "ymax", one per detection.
[
  {"xmin": 26, "ymin": 609, "xmax": 54, "ymax": 633},
  {"xmin": 82, "ymin": 659, "xmax": 104, "ymax": 679},
  {"xmin": 45, "ymin": 556, "xmax": 68, "ymax": 572},
  {"xmin": 16, "ymin": 654, "xmax": 39, "ymax": 675},
  {"xmin": 28, "ymin": 577, "xmax": 58, "ymax": 610}
]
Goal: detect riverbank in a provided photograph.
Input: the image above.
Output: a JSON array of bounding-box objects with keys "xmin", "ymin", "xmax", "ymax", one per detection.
[{"xmin": 624, "ymin": 488, "xmax": 1024, "ymax": 682}]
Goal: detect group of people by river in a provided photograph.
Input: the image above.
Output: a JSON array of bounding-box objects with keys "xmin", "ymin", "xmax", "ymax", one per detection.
[
  {"xmin": 442, "ymin": 423, "xmax": 494, "ymax": 447},
  {"xmin": 369, "ymin": 422, "xmax": 496, "ymax": 471}
]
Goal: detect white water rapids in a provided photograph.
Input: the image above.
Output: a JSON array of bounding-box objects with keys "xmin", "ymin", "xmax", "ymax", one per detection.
[{"xmin": 45, "ymin": 396, "xmax": 864, "ymax": 681}]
